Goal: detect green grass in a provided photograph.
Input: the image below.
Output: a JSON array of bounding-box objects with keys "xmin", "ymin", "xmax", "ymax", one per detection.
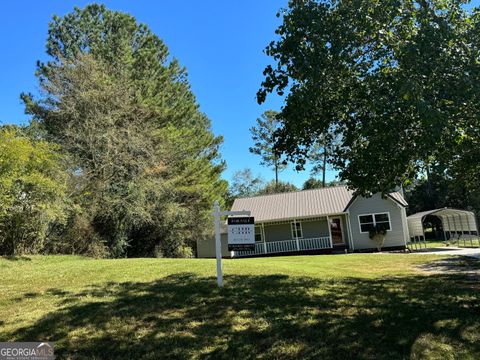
[
  {"xmin": 411, "ymin": 238, "xmax": 480, "ymax": 249},
  {"xmin": 1, "ymin": 254, "xmax": 479, "ymax": 359}
]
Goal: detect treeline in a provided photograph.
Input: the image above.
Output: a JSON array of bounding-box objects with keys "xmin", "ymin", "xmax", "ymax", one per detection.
[
  {"xmin": 225, "ymin": 168, "xmax": 344, "ymax": 207},
  {"xmin": 0, "ymin": 5, "xmax": 227, "ymax": 257}
]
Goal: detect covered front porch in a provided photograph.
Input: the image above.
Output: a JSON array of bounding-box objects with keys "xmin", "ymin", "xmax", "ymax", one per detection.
[{"xmin": 233, "ymin": 214, "xmax": 351, "ymax": 258}]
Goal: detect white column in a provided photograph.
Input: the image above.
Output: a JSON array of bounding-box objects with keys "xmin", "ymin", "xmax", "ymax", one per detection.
[
  {"xmin": 327, "ymin": 215, "xmax": 333, "ymax": 247},
  {"xmin": 294, "ymin": 219, "xmax": 300, "ymax": 251},
  {"xmin": 346, "ymin": 213, "xmax": 355, "ymax": 251},
  {"xmin": 262, "ymin": 223, "xmax": 267, "ymax": 254},
  {"xmin": 213, "ymin": 200, "xmax": 223, "ymax": 288}
]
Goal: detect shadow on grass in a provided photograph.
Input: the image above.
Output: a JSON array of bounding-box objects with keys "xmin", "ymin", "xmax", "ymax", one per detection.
[
  {"xmin": 2, "ymin": 255, "xmax": 31, "ymax": 261},
  {"xmin": 7, "ymin": 271, "xmax": 480, "ymax": 359}
]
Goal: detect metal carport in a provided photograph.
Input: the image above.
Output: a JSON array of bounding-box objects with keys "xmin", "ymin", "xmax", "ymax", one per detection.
[{"xmin": 407, "ymin": 208, "xmax": 479, "ymax": 248}]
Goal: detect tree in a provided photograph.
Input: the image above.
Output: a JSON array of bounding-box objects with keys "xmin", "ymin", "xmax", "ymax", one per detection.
[
  {"xmin": 302, "ymin": 177, "xmax": 345, "ymax": 190},
  {"xmin": 258, "ymin": 0, "xmax": 480, "ymax": 195},
  {"xmin": 22, "ymin": 4, "xmax": 227, "ymax": 257},
  {"xmin": 258, "ymin": 180, "xmax": 298, "ymax": 195},
  {"xmin": 302, "ymin": 177, "xmax": 323, "ymax": 190},
  {"xmin": 308, "ymin": 132, "xmax": 338, "ymax": 187},
  {"xmin": 249, "ymin": 110, "xmax": 286, "ymax": 189},
  {"xmin": 0, "ymin": 128, "xmax": 67, "ymax": 255},
  {"xmin": 227, "ymin": 169, "xmax": 265, "ymax": 204},
  {"xmin": 405, "ymin": 164, "xmax": 480, "ymax": 217}
]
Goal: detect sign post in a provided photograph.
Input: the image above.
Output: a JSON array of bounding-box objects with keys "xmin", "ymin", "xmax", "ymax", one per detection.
[{"xmin": 212, "ymin": 200, "xmax": 251, "ymax": 288}]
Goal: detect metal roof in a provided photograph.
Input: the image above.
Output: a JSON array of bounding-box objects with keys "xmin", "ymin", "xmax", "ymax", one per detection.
[
  {"xmin": 231, "ymin": 186, "xmax": 407, "ymax": 223},
  {"xmin": 407, "ymin": 208, "xmax": 478, "ymax": 237},
  {"xmin": 407, "ymin": 208, "xmax": 475, "ymax": 220}
]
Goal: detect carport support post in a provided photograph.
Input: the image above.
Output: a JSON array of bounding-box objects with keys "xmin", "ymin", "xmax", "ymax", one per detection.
[
  {"xmin": 446, "ymin": 216, "xmax": 453, "ymax": 243},
  {"xmin": 466, "ymin": 214, "xmax": 473, "ymax": 246},
  {"xmin": 441, "ymin": 216, "xmax": 447, "ymax": 242},
  {"xmin": 459, "ymin": 214, "xmax": 466, "ymax": 247},
  {"xmin": 213, "ymin": 201, "xmax": 223, "ymax": 288}
]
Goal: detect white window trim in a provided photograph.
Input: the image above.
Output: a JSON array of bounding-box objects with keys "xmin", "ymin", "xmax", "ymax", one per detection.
[
  {"xmin": 291, "ymin": 221, "xmax": 303, "ymax": 239},
  {"xmin": 358, "ymin": 212, "xmax": 392, "ymax": 234}
]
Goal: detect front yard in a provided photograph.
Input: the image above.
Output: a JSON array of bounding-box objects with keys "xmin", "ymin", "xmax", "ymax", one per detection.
[{"xmin": 0, "ymin": 254, "xmax": 479, "ymax": 359}]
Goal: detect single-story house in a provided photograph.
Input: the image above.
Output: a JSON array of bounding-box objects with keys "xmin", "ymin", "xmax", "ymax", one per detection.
[{"xmin": 197, "ymin": 186, "xmax": 410, "ymax": 258}]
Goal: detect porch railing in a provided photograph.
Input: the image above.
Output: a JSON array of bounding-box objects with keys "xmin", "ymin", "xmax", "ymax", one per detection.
[{"xmin": 234, "ymin": 236, "xmax": 332, "ymax": 258}]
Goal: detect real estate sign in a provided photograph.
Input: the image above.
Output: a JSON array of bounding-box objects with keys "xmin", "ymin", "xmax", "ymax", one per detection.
[{"xmin": 227, "ymin": 217, "xmax": 255, "ymax": 251}]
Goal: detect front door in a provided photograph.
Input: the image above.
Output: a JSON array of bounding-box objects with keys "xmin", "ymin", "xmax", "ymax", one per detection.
[{"xmin": 329, "ymin": 217, "xmax": 344, "ymax": 245}]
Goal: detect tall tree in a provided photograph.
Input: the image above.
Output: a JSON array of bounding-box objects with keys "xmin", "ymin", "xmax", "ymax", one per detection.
[
  {"xmin": 226, "ymin": 169, "xmax": 265, "ymax": 206},
  {"xmin": 258, "ymin": 0, "xmax": 480, "ymax": 195},
  {"xmin": 249, "ymin": 110, "xmax": 286, "ymax": 188},
  {"xmin": 22, "ymin": 4, "xmax": 227, "ymax": 257}
]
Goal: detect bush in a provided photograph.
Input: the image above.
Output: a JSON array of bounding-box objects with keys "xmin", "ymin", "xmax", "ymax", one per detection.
[{"xmin": 0, "ymin": 128, "xmax": 67, "ymax": 256}]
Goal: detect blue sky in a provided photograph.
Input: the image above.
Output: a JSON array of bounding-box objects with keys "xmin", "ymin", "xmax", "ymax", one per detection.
[{"xmin": 0, "ymin": 1, "xmax": 339, "ymax": 187}]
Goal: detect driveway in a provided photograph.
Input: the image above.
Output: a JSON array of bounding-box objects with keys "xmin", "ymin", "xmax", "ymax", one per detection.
[{"xmin": 410, "ymin": 246, "xmax": 480, "ymax": 259}]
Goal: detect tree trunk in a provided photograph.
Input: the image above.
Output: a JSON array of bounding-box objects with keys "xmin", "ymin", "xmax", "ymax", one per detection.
[
  {"xmin": 322, "ymin": 149, "xmax": 327, "ymax": 188},
  {"xmin": 274, "ymin": 158, "xmax": 279, "ymax": 190}
]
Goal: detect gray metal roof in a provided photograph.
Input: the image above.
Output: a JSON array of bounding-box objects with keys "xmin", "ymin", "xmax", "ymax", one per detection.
[
  {"xmin": 231, "ymin": 186, "xmax": 407, "ymax": 223},
  {"xmin": 407, "ymin": 208, "xmax": 475, "ymax": 220},
  {"xmin": 388, "ymin": 192, "xmax": 409, "ymax": 207},
  {"xmin": 407, "ymin": 208, "xmax": 478, "ymax": 237}
]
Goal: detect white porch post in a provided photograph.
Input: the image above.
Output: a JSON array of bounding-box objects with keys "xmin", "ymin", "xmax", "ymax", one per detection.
[
  {"xmin": 346, "ymin": 213, "xmax": 354, "ymax": 251},
  {"xmin": 262, "ymin": 223, "xmax": 267, "ymax": 254},
  {"xmin": 326, "ymin": 215, "xmax": 333, "ymax": 248},
  {"xmin": 294, "ymin": 218, "xmax": 300, "ymax": 251}
]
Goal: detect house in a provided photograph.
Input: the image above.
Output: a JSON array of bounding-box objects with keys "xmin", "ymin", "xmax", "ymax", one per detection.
[{"xmin": 197, "ymin": 185, "xmax": 410, "ymax": 258}]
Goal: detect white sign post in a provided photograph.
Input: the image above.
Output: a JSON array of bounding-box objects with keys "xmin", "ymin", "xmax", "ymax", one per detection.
[{"xmin": 212, "ymin": 200, "xmax": 251, "ymax": 288}]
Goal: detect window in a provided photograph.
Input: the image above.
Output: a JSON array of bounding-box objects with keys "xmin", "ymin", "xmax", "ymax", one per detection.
[
  {"xmin": 359, "ymin": 213, "xmax": 391, "ymax": 233},
  {"xmin": 254, "ymin": 226, "xmax": 263, "ymax": 242},
  {"xmin": 291, "ymin": 221, "xmax": 303, "ymax": 239}
]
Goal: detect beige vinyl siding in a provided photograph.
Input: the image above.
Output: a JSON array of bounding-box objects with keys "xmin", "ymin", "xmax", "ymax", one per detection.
[{"xmin": 348, "ymin": 194, "xmax": 407, "ymax": 250}]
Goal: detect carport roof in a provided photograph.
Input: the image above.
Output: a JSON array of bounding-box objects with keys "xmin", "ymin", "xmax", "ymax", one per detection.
[{"xmin": 407, "ymin": 208, "xmax": 475, "ymax": 220}]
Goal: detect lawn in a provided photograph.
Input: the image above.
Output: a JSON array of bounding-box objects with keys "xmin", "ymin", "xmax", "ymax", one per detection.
[
  {"xmin": 409, "ymin": 238, "xmax": 480, "ymax": 250},
  {"xmin": 1, "ymin": 254, "xmax": 479, "ymax": 359}
]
